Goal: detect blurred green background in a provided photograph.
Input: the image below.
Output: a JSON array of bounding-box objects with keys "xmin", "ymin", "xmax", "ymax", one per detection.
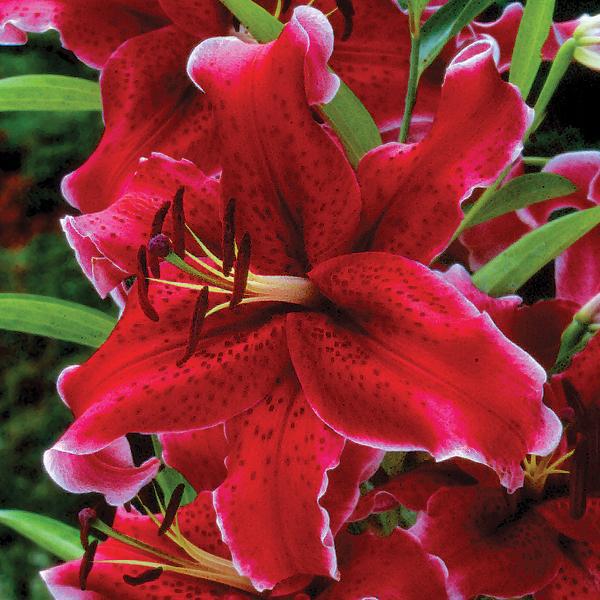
[{"xmin": 0, "ymin": 1, "xmax": 599, "ymax": 598}]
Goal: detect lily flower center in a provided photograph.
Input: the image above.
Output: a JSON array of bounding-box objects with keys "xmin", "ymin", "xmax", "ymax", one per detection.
[
  {"xmin": 78, "ymin": 485, "xmax": 257, "ymax": 594},
  {"xmin": 522, "ymin": 450, "xmax": 574, "ymax": 497},
  {"xmin": 138, "ymin": 190, "xmax": 323, "ymax": 366}
]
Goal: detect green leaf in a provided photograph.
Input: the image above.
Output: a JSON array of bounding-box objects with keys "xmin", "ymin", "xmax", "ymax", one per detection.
[
  {"xmin": 218, "ymin": 0, "xmax": 381, "ymax": 165},
  {"xmin": 473, "ymin": 206, "xmax": 600, "ymax": 296},
  {"xmin": 0, "ymin": 293, "xmax": 115, "ymax": 347},
  {"xmin": 0, "ymin": 75, "xmax": 101, "ymax": 111},
  {"xmin": 155, "ymin": 468, "xmax": 198, "ymax": 506},
  {"xmin": 509, "ymin": 0, "xmax": 556, "ymax": 99},
  {"xmin": 418, "ymin": 0, "xmax": 494, "ymax": 74},
  {"xmin": 458, "ymin": 172, "xmax": 577, "ymax": 232},
  {"xmin": 0, "ymin": 510, "xmax": 82, "ymax": 561}
]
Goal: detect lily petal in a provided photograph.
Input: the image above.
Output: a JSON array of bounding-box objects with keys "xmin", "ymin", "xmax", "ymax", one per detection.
[{"xmin": 215, "ymin": 376, "xmax": 344, "ymax": 590}]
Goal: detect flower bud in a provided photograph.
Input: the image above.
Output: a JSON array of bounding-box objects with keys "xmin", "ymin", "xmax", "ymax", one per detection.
[{"xmin": 573, "ymin": 14, "xmax": 600, "ymax": 71}]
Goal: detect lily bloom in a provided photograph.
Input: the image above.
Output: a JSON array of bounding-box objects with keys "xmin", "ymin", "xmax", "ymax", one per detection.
[
  {"xmin": 48, "ymin": 6, "xmax": 561, "ymax": 588},
  {"xmin": 1, "ymin": 0, "xmax": 576, "ymax": 212},
  {"xmin": 41, "ymin": 486, "xmax": 450, "ymax": 600},
  {"xmin": 414, "ymin": 335, "xmax": 600, "ymax": 600}
]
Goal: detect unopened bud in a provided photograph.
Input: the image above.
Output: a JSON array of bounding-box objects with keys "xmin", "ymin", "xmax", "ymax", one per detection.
[{"xmin": 573, "ymin": 15, "xmax": 600, "ymax": 71}]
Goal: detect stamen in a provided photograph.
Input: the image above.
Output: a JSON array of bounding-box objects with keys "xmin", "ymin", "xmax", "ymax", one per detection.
[
  {"xmin": 171, "ymin": 187, "xmax": 186, "ymax": 258},
  {"xmin": 282, "ymin": 0, "xmax": 292, "ymax": 14},
  {"xmin": 335, "ymin": 0, "xmax": 355, "ymax": 40},
  {"xmin": 79, "ymin": 540, "xmax": 98, "ymax": 591},
  {"xmin": 158, "ymin": 483, "xmax": 186, "ymax": 536},
  {"xmin": 222, "ymin": 198, "xmax": 236, "ymax": 277},
  {"xmin": 176, "ymin": 287, "xmax": 209, "ymax": 368},
  {"xmin": 230, "ymin": 233, "xmax": 251, "ymax": 308},
  {"xmin": 570, "ymin": 438, "xmax": 589, "ymax": 519},
  {"xmin": 137, "ymin": 245, "xmax": 159, "ymax": 322},
  {"xmin": 148, "ymin": 233, "xmax": 173, "ymax": 260},
  {"xmin": 78, "ymin": 507, "xmax": 97, "ymax": 551},
  {"xmin": 123, "ymin": 567, "xmax": 163, "ymax": 586},
  {"xmin": 148, "ymin": 201, "xmax": 172, "ymax": 277}
]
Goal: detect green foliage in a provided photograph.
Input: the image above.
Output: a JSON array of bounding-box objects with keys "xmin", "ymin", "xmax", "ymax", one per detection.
[
  {"xmin": 0, "ymin": 294, "xmax": 115, "ymax": 347},
  {"xmin": 0, "ymin": 75, "xmax": 102, "ymax": 111},
  {"xmin": 418, "ymin": 0, "xmax": 494, "ymax": 74},
  {"xmin": 509, "ymin": 0, "xmax": 556, "ymax": 99},
  {"xmin": 0, "ymin": 511, "xmax": 82, "ymax": 561},
  {"xmin": 457, "ymin": 172, "xmax": 576, "ymax": 233},
  {"xmin": 473, "ymin": 206, "xmax": 600, "ymax": 296}
]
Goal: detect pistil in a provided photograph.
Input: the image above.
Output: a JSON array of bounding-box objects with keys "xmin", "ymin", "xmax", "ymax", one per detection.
[{"xmin": 522, "ymin": 450, "xmax": 574, "ymax": 498}]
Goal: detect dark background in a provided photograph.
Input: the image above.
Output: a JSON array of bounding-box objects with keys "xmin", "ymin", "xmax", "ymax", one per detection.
[{"xmin": 0, "ymin": 1, "xmax": 599, "ymax": 597}]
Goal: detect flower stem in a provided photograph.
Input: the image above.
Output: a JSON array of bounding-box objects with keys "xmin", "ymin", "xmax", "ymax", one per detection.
[
  {"xmin": 399, "ymin": 31, "xmax": 421, "ymax": 143},
  {"xmin": 528, "ymin": 38, "xmax": 576, "ymax": 137}
]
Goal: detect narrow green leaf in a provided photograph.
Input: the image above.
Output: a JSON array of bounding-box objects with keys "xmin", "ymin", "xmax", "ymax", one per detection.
[
  {"xmin": 509, "ymin": 0, "xmax": 556, "ymax": 98},
  {"xmin": 458, "ymin": 172, "xmax": 577, "ymax": 232},
  {"xmin": 218, "ymin": 0, "xmax": 381, "ymax": 165},
  {"xmin": 0, "ymin": 293, "xmax": 115, "ymax": 347},
  {"xmin": 418, "ymin": 0, "xmax": 494, "ymax": 74},
  {"xmin": 0, "ymin": 510, "xmax": 83, "ymax": 561},
  {"xmin": 473, "ymin": 206, "xmax": 600, "ymax": 296},
  {"xmin": 0, "ymin": 75, "xmax": 101, "ymax": 111}
]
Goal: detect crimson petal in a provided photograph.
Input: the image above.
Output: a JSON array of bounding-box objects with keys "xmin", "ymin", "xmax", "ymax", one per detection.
[
  {"xmin": 63, "ymin": 26, "xmax": 219, "ymax": 212},
  {"xmin": 0, "ymin": 0, "xmax": 167, "ymax": 68},
  {"xmin": 215, "ymin": 376, "xmax": 344, "ymax": 590},
  {"xmin": 288, "ymin": 252, "xmax": 561, "ymax": 491},
  {"xmin": 187, "ymin": 6, "xmax": 361, "ymax": 275},
  {"xmin": 359, "ymin": 40, "xmax": 529, "ymax": 263}
]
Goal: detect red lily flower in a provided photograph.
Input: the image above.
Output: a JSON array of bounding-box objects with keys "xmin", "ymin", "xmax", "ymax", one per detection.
[
  {"xmin": 354, "ymin": 335, "xmax": 600, "ymax": 600},
  {"xmin": 41, "ymin": 487, "xmax": 449, "ymax": 600},
  {"xmin": 419, "ymin": 338, "xmax": 600, "ymax": 600},
  {"xmin": 46, "ymin": 7, "xmax": 561, "ymax": 587},
  {"xmin": 461, "ymin": 151, "xmax": 600, "ymax": 305},
  {"xmin": 2, "ymin": 0, "xmax": 576, "ymax": 212}
]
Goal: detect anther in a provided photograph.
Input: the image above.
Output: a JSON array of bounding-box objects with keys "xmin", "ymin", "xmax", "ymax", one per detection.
[
  {"xmin": 282, "ymin": 0, "xmax": 292, "ymax": 14},
  {"xmin": 123, "ymin": 567, "xmax": 164, "ymax": 587},
  {"xmin": 569, "ymin": 438, "xmax": 589, "ymax": 519},
  {"xmin": 171, "ymin": 187, "xmax": 186, "ymax": 258},
  {"xmin": 78, "ymin": 507, "xmax": 97, "ymax": 551},
  {"xmin": 137, "ymin": 245, "xmax": 159, "ymax": 322},
  {"xmin": 158, "ymin": 483, "xmax": 186, "ymax": 535},
  {"xmin": 79, "ymin": 539, "xmax": 98, "ymax": 591},
  {"xmin": 222, "ymin": 198, "xmax": 236, "ymax": 277},
  {"xmin": 230, "ymin": 233, "xmax": 251, "ymax": 308},
  {"xmin": 148, "ymin": 233, "xmax": 173, "ymax": 260},
  {"xmin": 148, "ymin": 201, "xmax": 172, "ymax": 277},
  {"xmin": 335, "ymin": 0, "xmax": 355, "ymax": 40},
  {"xmin": 176, "ymin": 286, "xmax": 209, "ymax": 368}
]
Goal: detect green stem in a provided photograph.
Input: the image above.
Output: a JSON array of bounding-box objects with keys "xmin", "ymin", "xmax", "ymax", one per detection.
[
  {"xmin": 522, "ymin": 156, "xmax": 551, "ymax": 167},
  {"xmin": 528, "ymin": 38, "xmax": 576, "ymax": 137},
  {"xmin": 399, "ymin": 31, "xmax": 421, "ymax": 143}
]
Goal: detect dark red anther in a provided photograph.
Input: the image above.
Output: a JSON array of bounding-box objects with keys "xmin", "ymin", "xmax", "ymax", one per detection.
[
  {"xmin": 171, "ymin": 187, "xmax": 186, "ymax": 258},
  {"xmin": 148, "ymin": 201, "xmax": 172, "ymax": 277},
  {"xmin": 232, "ymin": 15, "xmax": 241, "ymax": 31},
  {"xmin": 78, "ymin": 507, "xmax": 97, "ymax": 551},
  {"xmin": 281, "ymin": 0, "xmax": 292, "ymax": 14},
  {"xmin": 158, "ymin": 483, "xmax": 186, "ymax": 536},
  {"xmin": 137, "ymin": 245, "xmax": 159, "ymax": 322},
  {"xmin": 123, "ymin": 501, "xmax": 132, "ymax": 513},
  {"xmin": 569, "ymin": 437, "xmax": 589, "ymax": 520},
  {"xmin": 79, "ymin": 539, "xmax": 98, "ymax": 591},
  {"xmin": 176, "ymin": 286, "xmax": 209, "ymax": 368},
  {"xmin": 230, "ymin": 232, "xmax": 251, "ymax": 308},
  {"xmin": 335, "ymin": 0, "xmax": 355, "ymax": 40},
  {"xmin": 148, "ymin": 233, "xmax": 173, "ymax": 260},
  {"xmin": 222, "ymin": 198, "xmax": 236, "ymax": 277},
  {"xmin": 123, "ymin": 567, "xmax": 163, "ymax": 586}
]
